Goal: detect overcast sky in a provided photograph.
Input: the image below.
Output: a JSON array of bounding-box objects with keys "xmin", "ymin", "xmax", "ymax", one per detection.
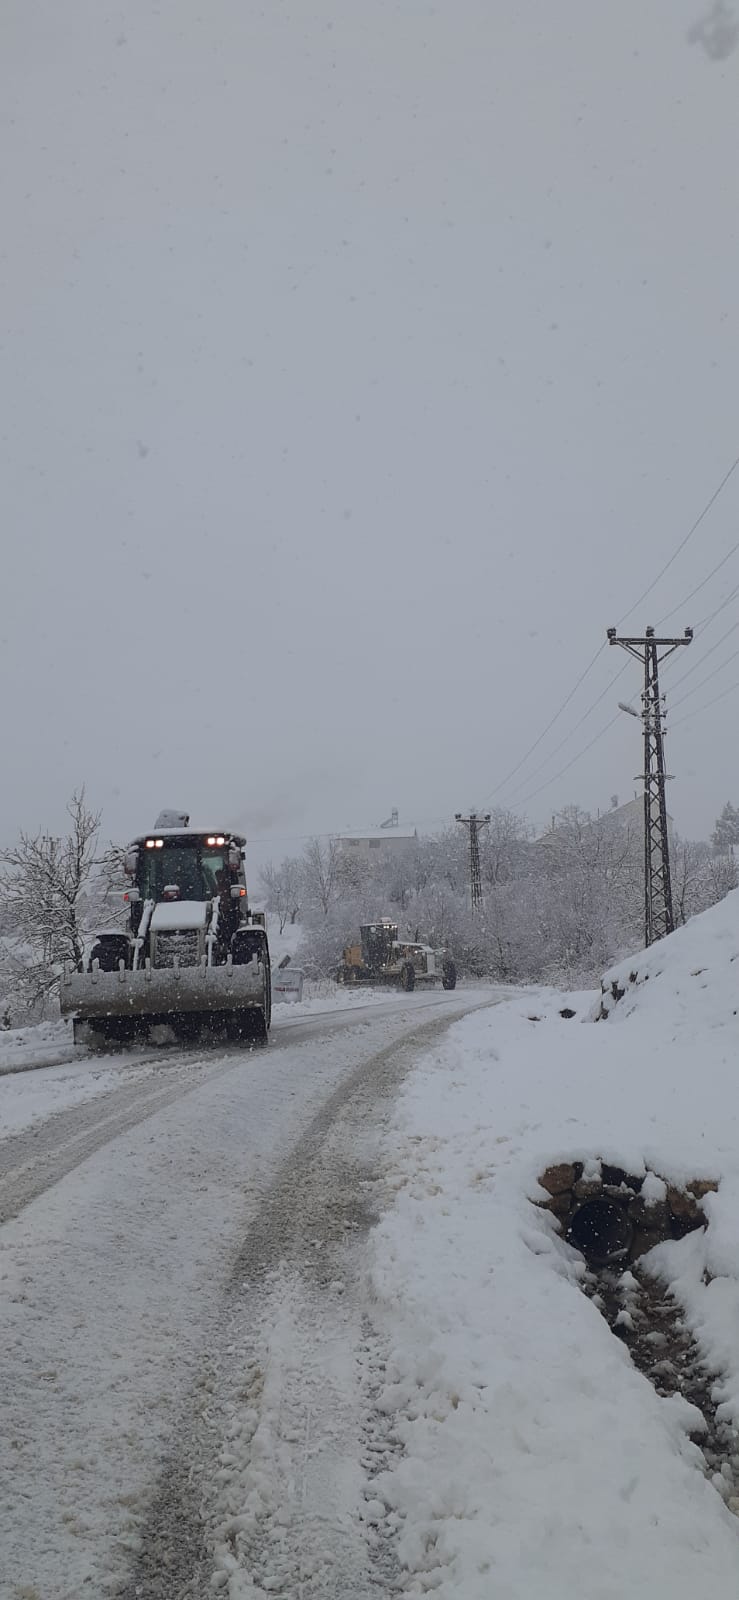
[{"xmin": 3, "ymin": 0, "xmax": 739, "ymax": 871}]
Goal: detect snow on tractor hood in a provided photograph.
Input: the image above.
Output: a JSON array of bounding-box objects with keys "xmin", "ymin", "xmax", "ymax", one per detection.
[{"xmin": 150, "ymin": 901, "xmax": 209, "ymax": 932}]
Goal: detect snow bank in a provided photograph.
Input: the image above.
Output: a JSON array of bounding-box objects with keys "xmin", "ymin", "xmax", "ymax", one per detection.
[
  {"xmin": 273, "ymin": 980, "xmax": 395, "ymax": 1019},
  {"xmin": 369, "ymin": 902, "xmax": 739, "ymax": 1594},
  {"xmin": 599, "ymin": 885, "xmax": 739, "ymax": 1031},
  {"xmin": 0, "ymin": 1018, "xmax": 73, "ymax": 1078}
]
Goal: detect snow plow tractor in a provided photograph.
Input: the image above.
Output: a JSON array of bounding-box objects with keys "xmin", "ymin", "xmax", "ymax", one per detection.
[
  {"xmin": 338, "ymin": 919, "xmax": 457, "ymax": 992},
  {"xmin": 60, "ymin": 811, "xmax": 271, "ymax": 1046}
]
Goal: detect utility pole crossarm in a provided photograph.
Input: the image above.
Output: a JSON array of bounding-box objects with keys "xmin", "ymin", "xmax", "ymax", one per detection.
[
  {"xmin": 607, "ymin": 625, "xmax": 692, "ymax": 948},
  {"xmin": 608, "ymin": 631, "xmax": 694, "ymax": 648}
]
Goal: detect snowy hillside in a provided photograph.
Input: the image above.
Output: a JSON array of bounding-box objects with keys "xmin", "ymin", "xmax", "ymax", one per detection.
[
  {"xmin": 599, "ymin": 886, "xmax": 739, "ymax": 1032},
  {"xmin": 367, "ymin": 898, "xmax": 739, "ymax": 1597}
]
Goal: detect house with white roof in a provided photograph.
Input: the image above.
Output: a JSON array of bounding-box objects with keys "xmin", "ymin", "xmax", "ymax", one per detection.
[{"xmin": 336, "ymin": 809, "xmax": 418, "ymax": 861}]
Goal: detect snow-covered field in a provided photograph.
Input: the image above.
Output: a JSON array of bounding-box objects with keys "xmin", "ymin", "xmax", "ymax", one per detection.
[{"xmin": 367, "ymin": 893, "xmax": 739, "ymax": 1596}]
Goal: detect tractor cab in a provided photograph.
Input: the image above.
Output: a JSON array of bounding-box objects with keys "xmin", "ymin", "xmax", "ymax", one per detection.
[
  {"xmin": 124, "ymin": 829, "xmax": 248, "ymax": 930},
  {"xmin": 61, "ymin": 811, "xmax": 271, "ymax": 1045}
]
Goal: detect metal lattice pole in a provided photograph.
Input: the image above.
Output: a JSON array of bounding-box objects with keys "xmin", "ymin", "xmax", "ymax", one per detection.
[
  {"xmin": 607, "ymin": 626, "xmax": 692, "ymax": 946},
  {"xmin": 455, "ymin": 812, "xmax": 491, "ymax": 913}
]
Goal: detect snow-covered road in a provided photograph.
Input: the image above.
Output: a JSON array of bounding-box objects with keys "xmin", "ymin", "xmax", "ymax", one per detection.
[
  {"xmin": 0, "ymin": 990, "xmax": 499, "ymax": 1600},
  {"xmin": 0, "ymin": 995, "xmax": 457, "ymax": 1217}
]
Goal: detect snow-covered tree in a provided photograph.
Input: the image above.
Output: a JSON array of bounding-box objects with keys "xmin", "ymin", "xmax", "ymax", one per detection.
[
  {"xmin": 260, "ymin": 856, "xmax": 302, "ymax": 933},
  {"xmin": 672, "ymin": 838, "xmax": 710, "ymax": 927},
  {"xmin": 263, "ymin": 798, "xmax": 737, "ymax": 988},
  {"xmin": 711, "ymin": 802, "xmax": 739, "ymax": 854},
  {"xmin": 702, "ymin": 848, "xmax": 738, "ymax": 905},
  {"xmin": 301, "ymin": 836, "xmax": 340, "ymax": 918},
  {"xmin": 0, "ymin": 790, "xmax": 103, "ymax": 1014},
  {"xmin": 479, "ymin": 808, "xmax": 532, "ymax": 887}
]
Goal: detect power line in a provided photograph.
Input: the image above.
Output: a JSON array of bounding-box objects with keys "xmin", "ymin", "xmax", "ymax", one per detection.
[
  {"xmin": 481, "ymin": 450, "xmax": 739, "ymax": 809},
  {"xmin": 694, "ymin": 575, "xmax": 739, "ymax": 633},
  {"xmin": 663, "ymin": 617, "xmax": 739, "ymax": 694},
  {"xmin": 670, "ymin": 673, "xmax": 739, "ymax": 731},
  {"xmin": 659, "ymin": 575, "xmax": 739, "ymax": 688},
  {"xmin": 500, "ymin": 661, "xmax": 630, "ymax": 802},
  {"xmin": 480, "ymin": 640, "xmax": 606, "ymax": 806},
  {"xmin": 495, "ymin": 571, "xmax": 730, "ymax": 811},
  {"xmin": 657, "ymin": 533, "xmax": 739, "ymax": 626},
  {"xmin": 668, "ymin": 643, "xmax": 739, "ymax": 712},
  {"xmin": 515, "ymin": 715, "xmax": 621, "ymax": 811},
  {"xmin": 617, "ymin": 450, "xmax": 739, "ymax": 628},
  {"xmin": 502, "ymin": 609, "xmax": 738, "ymax": 815},
  {"xmin": 495, "ymin": 622, "xmax": 709, "ymax": 814}
]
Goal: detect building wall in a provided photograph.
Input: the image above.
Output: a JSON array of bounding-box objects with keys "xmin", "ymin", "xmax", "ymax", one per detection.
[{"xmin": 337, "ymin": 831, "xmax": 417, "ymax": 861}]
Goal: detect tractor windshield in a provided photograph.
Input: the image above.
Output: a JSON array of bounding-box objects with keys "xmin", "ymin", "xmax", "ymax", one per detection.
[{"xmin": 138, "ymin": 844, "xmax": 225, "ymax": 903}]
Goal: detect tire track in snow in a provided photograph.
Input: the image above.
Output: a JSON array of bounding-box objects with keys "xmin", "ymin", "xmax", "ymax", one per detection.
[
  {"xmin": 0, "ymin": 990, "xmax": 467, "ymax": 1080},
  {"xmin": 0, "ymin": 996, "xmax": 477, "ymax": 1226},
  {"xmin": 0, "ymin": 1054, "xmax": 230, "ymax": 1224},
  {"xmin": 119, "ymin": 1003, "xmax": 496, "ymax": 1599}
]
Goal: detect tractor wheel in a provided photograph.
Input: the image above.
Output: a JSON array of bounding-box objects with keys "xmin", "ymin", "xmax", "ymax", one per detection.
[
  {"xmin": 264, "ymin": 962, "xmax": 272, "ymax": 1030},
  {"xmin": 227, "ymin": 1008, "xmax": 268, "ymax": 1047},
  {"xmin": 250, "ymin": 1008, "xmax": 269, "ymax": 1046},
  {"xmin": 73, "ymin": 1016, "xmax": 134, "ymax": 1048},
  {"xmin": 442, "ymin": 960, "xmax": 457, "ymax": 991},
  {"xmin": 106, "ymin": 1016, "xmax": 136, "ymax": 1045},
  {"xmin": 74, "ymin": 1018, "xmax": 109, "ymax": 1049},
  {"xmin": 400, "ymin": 962, "xmax": 416, "ymax": 992},
  {"xmin": 230, "ymin": 930, "xmax": 271, "ymax": 1041},
  {"xmin": 172, "ymin": 1014, "xmax": 201, "ymax": 1043},
  {"xmin": 226, "ymin": 1011, "xmax": 245, "ymax": 1042}
]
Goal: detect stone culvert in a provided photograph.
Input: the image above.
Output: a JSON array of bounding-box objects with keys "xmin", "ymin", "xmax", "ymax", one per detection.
[{"xmin": 536, "ymin": 1161, "xmax": 717, "ymax": 1266}]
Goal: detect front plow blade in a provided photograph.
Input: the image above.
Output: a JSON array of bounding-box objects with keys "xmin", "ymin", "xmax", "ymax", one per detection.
[{"xmin": 60, "ymin": 960, "xmax": 267, "ymax": 1022}]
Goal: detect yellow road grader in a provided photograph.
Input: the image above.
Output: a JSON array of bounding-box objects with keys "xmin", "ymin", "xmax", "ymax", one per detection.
[{"xmin": 338, "ymin": 919, "xmax": 456, "ymax": 992}]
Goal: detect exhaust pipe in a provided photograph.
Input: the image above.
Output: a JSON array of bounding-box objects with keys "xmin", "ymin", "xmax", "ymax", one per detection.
[{"xmin": 567, "ymin": 1198, "xmax": 633, "ymax": 1266}]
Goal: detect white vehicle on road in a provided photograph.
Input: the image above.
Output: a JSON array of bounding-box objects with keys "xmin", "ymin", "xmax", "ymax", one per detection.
[{"xmin": 60, "ymin": 810, "xmax": 271, "ymax": 1046}]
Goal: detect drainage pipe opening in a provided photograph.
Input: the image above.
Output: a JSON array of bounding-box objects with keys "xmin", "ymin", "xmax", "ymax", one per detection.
[{"xmin": 567, "ymin": 1198, "xmax": 633, "ymax": 1266}]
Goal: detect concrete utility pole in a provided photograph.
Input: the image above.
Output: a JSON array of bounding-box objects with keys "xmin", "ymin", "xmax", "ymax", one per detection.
[
  {"xmin": 607, "ymin": 626, "xmax": 692, "ymax": 947},
  {"xmin": 455, "ymin": 811, "xmax": 491, "ymax": 912}
]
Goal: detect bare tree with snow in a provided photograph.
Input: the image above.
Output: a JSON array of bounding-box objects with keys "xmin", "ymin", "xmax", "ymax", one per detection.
[
  {"xmin": 260, "ymin": 856, "xmax": 303, "ymax": 934},
  {"xmin": 301, "ymin": 836, "xmax": 340, "ymax": 919},
  {"xmin": 0, "ymin": 790, "xmax": 104, "ymax": 1014}
]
